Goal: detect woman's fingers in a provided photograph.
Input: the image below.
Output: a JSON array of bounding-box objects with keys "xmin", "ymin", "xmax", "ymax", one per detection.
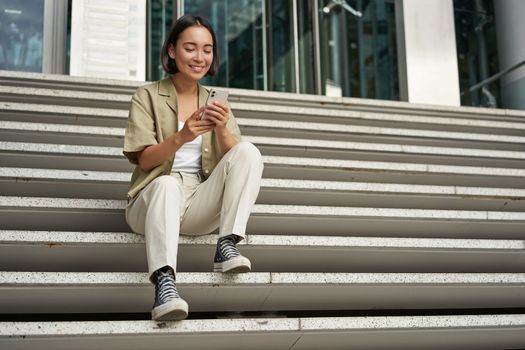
[
  {"xmin": 179, "ymin": 116, "xmax": 214, "ymax": 142},
  {"xmin": 205, "ymin": 102, "xmax": 228, "ymax": 115},
  {"xmin": 188, "ymin": 119, "xmax": 215, "ymax": 128},
  {"xmin": 203, "ymin": 109, "xmax": 223, "ymax": 120},
  {"xmin": 189, "ymin": 105, "xmax": 208, "ymax": 120},
  {"xmin": 187, "ymin": 120, "xmax": 214, "ymax": 134},
  {"xmin": 203, "ymin": 108, "xmax": 228, "ymax": 126},
  {"xmin": 211, "ymin": 101, "xmax": 229, "ymax": 113}
]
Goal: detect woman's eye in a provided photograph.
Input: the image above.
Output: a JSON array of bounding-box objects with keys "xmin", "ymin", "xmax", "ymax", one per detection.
[{"xmin": 185, "ymin": 48, "xmax": 195, "ymax": 52}]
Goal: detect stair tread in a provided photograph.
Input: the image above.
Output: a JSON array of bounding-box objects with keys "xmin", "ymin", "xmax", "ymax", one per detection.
[
  {"xmin": 1, "ymin": 271, "xmax": 524, "ymax": 313},
  {"xmin": 3, "ymin": 120, "xmax": 525, "ymax": 159},
  {"xmin": 1, "ymin": 230, "xmax": 523, "ymax": 273},
  {"xmin": 3, "ymin": 85, "xmax": 525, "ymax": 132},
  {"xmin": 1, "ymin": 167, "xmax": 524, "ymax": 197},
  {"xmin": 2, "ymin": 141, "xmax": 525, "ymax": 177},
  {"xmin": 2, "ymin": 230, "xmax": 522, "ymax": 249},
  {"xmin": 2, "ymin": 195, "xmax": 524, "ymax": 220},
  {"xmin": 3, "ymin": 110, "xmax": 525, "ymax": 144},
  {"xmin": 1, "ymin": 315, "xmax": 525, "ymax": 350},
  {"xmin": 1, "ymin": 196, "xmax": 524, "ymax": 238}
]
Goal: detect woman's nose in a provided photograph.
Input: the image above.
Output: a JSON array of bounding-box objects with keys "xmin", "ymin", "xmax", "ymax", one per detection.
[{"xmin": 194, "ymin": 51, "xmax": 204, "ymax": 62}]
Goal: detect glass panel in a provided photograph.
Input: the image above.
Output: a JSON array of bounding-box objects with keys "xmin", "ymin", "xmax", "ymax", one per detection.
[
  {"xmin": 318, "ymin": 0, "xmax": 398, "ymax": 99},
  {"xmin": 66, "ymin": 0, "xmax": 72, "ymax": 74},
  {"xmin": 267, "ymin": 0, "xmax": 295, "ymax": 92},
  {"xmin": 0, "ymin": 0, "xmax": 44, "ymax": 72},
  {"xmin": 454, "ymin": 0, "xmax": 500, "ymax": 108},
  {"xmin": 183, "ymin": 0, "xmax": 264, "ymax": 90},
  {"xmin": 147, "ymin": 0, "xmax": 173, "ymax": 81},
  {"xmin": 297, "ymin": 0, "xmax": 315, "ymax": 94}
]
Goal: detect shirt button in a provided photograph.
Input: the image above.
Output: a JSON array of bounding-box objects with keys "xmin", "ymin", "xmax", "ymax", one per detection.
[
  {"xmin": 204, "ymin": 169, "xmax": 209, "ymax": 174},
  {"xmin": 204, "ymin": 148, "xmax": 209, "ymax": 153}
]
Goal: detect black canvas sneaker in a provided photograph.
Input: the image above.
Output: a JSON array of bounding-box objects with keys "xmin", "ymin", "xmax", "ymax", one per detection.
[
  {"xmin": 151, "ymin": 268, "xmax": 188, "ymax": 321},
  {"xmin": 213, "ymin": 234, "xmax": 251, "ymax": 273}
]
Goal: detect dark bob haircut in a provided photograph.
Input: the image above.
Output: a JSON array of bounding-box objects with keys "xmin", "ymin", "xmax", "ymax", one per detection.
[{"xmin": 161, "ymin": 15, "xmax": 219, "ymax": 76}]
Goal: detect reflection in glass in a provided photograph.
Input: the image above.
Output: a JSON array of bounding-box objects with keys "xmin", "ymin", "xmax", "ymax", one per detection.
[
  {"xmin": 267, "ymin": 0, "xmax": 295, "ymax": 92},
  {"xmin": 453, "ymin": 0, "xmax": 500, "ymax": 108},
  {"xmin": 0, "ymin": 0, "xmax": 44, "ymax": 72},
  {"xmin": 319, "ymin": 0, "xmax": 398, "ymax": 99},
  {"xmin": 147, "ymin": 0, "xmax": 173, "ymax": 81},
  {"xmin": 297, "ymin": 0, "xmax": 315, "ymax": 94},
  {"xmin": 184, "ymin": 0, "xmax": 264, "ymax": 90}
]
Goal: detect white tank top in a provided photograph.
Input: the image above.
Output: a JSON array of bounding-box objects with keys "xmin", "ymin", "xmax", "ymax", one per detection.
[{"xmin": 172, "ymin": 121, "xmax": 202, "ymax": 173}]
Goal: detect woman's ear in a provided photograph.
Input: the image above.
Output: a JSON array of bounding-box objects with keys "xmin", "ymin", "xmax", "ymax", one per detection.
[{"xmin": 168, "ymin": 44, "xmax": 176, "ymax": 59}]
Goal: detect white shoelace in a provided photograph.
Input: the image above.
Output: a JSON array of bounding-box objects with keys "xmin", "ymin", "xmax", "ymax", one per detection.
[
  {"xmin": 156, "ymin": 271, "xmax": 180, "ymax": 303},
  {"xmin": 218, "ymin": 236, "xmax": 240, "ymax": 259}
]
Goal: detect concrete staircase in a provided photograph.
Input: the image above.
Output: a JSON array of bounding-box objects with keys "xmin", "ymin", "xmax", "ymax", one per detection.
[{"xmin": 0, "ymin": 70, "xmax": 524, "ymax": 349}]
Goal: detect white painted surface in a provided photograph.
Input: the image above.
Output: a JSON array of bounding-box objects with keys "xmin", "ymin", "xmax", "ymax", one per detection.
[
  {"xmin": 70, "ymin": 0, "xmax": 146, "ymax": 81},
  {"xmin": 495, "ymin": 0, "xmax": 525, "ymax": 109},
  {"xmin": 398, "ymin": 0, "xmax": 460, "ymax": 106}
]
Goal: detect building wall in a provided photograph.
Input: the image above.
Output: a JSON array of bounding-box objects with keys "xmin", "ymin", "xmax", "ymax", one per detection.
[
  {"xmin": 396, "ymin": 0, "xmax": 460, "ymax": 106},
  {"xmin": 494, "ymin": 0, "xmax": 525, "ymax": 110}
]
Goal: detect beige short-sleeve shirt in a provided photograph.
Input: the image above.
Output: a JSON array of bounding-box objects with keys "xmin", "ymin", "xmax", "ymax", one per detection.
[{"xmin": 123, "ymin": 78, "xmax": 242, "ymax": 200}]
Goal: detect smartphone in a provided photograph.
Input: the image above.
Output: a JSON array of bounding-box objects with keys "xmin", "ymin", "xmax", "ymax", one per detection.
[{"xmin": 200, "ymin": 88, "xmax": 229, "ymax": 120}]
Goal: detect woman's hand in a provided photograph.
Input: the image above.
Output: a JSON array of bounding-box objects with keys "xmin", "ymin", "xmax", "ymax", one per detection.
[
  {"xmin": 178, "ymin": 105, "xmax": 215, "ymax": 143},
  {"xmin": 202, "ymin": 101, "xmax": 238, "ymax": 154},
  {"xmin": 203, "ymin": 101, "xmax": 229, "ymax": 129}
]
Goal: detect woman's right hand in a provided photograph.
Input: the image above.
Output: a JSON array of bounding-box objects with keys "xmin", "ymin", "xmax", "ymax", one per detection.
[{"xmin": 178, "ymin": 105, "xmax": 215, "ymax": 143}]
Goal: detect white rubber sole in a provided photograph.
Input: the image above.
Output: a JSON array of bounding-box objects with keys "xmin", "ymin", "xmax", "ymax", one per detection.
[
  {"xmin": 214, "ymin": 255, "xmax": 252, "ymax": 273},
  {"xmin": 152, "ymin": 298, "xmax": 189, "ymax": 321}
]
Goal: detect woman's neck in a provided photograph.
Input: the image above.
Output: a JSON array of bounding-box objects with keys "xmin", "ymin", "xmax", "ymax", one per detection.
[{"xmin": 170, "ymin": 74, "xmax": 198, "ymax": 96}]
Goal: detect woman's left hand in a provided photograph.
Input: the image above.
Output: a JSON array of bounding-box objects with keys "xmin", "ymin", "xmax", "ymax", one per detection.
[{"xmin": 203, "ymin": 101, "xmax": 229, "ymax": 129}]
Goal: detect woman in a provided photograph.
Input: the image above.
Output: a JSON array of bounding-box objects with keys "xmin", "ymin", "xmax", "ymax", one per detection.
[{"xmin": 123, "ymin": 14, "xmax": 264, "ymax": 321}]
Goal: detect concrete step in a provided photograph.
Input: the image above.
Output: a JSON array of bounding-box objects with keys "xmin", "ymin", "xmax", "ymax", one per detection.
[
  {"xmin": 2, "ymin": 314, "xmax": 525, "ymax": 350},
  {"xmin": 233, "ymin": 101, "xmax": 525, "ymax": 136},
  {"xmin": 0, "ymin": 101, "xmax": 126, "ymax": 127},
  {"xmin": 240, "ymin": 117, "xmax": 525, "ymax": 147},
  {"xmin": 2, "ymin": 82, "xmax": 525, "ymax": 136},
  {"xmin": 2, "ymin": 142, "xmax": 525, "ymax": 186},
  {"xmin": 2, "ymin": 103, "xmax": 525, "ymax": 150},
  {"xmin": 1, "ymin": 230, "xmax": 523, "ymax": 273},
  {"xmin": 3, "ymin": 69, "xmax": 525, "ymax": 121},
  {"xmin": 0, "ymin": 70, "xmax": 140, "ymax": 93},
  {"xmin": 2, "ymin": 121, "xmax": 525, "ymax": 168},
  {"xmin": 1, "ymin": 196, "xmax": 524, "ymax": 238},
  {"xmin": 1, "ymin": 271, "xmax": 524, "ymax": 313},
  {"xmin": 1, "ymin": 167, "xmax": 524, "ymax": 211},
  {"xmin": 0, "ymin": 85, "xmax": 131, "ymax": 109}
]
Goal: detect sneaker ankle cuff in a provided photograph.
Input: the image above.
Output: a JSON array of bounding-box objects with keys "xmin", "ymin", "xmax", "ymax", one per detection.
[
  {"xmin": 151, "ymin": 266, "xmax": 175, "ymax": 283},
  {"xmin": 225, "ymin": 234, "xmax": 244, "ymax": 243}
]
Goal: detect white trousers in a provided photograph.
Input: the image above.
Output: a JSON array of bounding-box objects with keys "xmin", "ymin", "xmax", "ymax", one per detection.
[{"xmin": 125, "ymin": 142, "xmax": 264, "ymax": 280}]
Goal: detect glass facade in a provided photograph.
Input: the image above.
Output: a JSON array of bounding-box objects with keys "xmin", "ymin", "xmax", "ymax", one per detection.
[
  {"xmin": 319, "ymin": 0, "xmax": 398, "ymax": 99},
  {"xmin": 267, "ymin": 0, "xmax": 296, "ymax": 92},
  {"xmin": 182, "ymin": 0, "xmax": 265, "ymax": 90},
  {"xmin": 146, "ymin": 0, "xmax": 398, "ymax": 99},
  {"xmin": 0, "ymin": 0, "xmax": 521, "ymax": 109},
  {"xmin": 297, "ymin": 0, "xmax": 316, "ymax": 94},
  {"xmin": 0, "ymin": 0, "xmax": 44, "ymax": 72},
  {"xmin": 0, "ymin": 0, "xmax": 400, "ymax": 101},
  {"xmin": 454, "ymin": 0, "xmax": 501, "ymax": 108}
]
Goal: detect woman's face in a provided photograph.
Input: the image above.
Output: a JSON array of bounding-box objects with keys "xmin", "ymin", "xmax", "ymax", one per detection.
[{"xmin": 169, "ymin": 25, "xmax": 214, "ymax": 81}]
